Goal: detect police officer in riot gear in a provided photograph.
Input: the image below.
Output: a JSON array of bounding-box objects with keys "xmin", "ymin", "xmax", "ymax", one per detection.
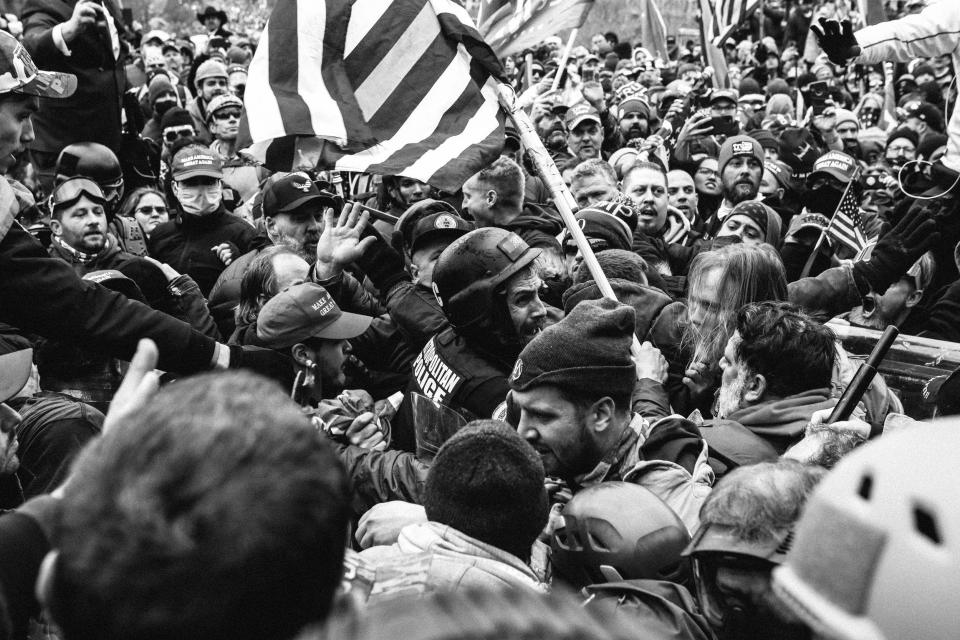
[{"xmin": 395, "ymin": 227, "xmax": 547, "ymax": 451}]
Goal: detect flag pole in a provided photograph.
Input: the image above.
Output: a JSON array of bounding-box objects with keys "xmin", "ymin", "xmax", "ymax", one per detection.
[
  {"xmin": 496, "ymin": 83, "xmax": 643, "ymax": 359},
  {"xmin": 550, "ymin": 28, "xmax": 579, "ymax": 93}
]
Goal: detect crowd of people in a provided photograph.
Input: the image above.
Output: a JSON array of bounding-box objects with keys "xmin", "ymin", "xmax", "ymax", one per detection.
[{"xmin": 0, "ymin": 0, "xmax": 957, "ymax": 639}]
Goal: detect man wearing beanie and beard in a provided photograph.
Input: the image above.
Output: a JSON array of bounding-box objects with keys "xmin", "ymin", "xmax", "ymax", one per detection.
[
  {"xmin": 509, "ymin": 297, "xmax": 712, "ymax": 532},
  {"xmin": 711, "ymin": 135, "xmax": 765, "ymax": 234},
  {"xmin": 356, "ymin": 421, "xmax": 548, "ymax": 597}
]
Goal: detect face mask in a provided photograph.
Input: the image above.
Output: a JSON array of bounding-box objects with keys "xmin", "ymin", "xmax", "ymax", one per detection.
[
  {"xmin": 177, "ymin": 183, "xmax": 222, "ymax": 216},
  {"xmin": 842, "ymin": 138, "xmax": 863, "ymax": 159},
  {"xmin": 802, "ymin": 184, "xmax": 844, "ymax": 214},
  {"xmin": 154, "ymin": 99, "xmax": 176, "ymax": 118}
]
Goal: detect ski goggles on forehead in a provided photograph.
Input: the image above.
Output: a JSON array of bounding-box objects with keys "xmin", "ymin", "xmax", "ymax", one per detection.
[{"xmin": 50, "ymin": 177, "xmax": 106, "ymax": 211}]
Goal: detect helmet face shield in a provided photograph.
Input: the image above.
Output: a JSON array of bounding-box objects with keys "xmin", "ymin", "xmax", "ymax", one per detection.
[{"xmin": 691, "ymin": 553, "xmax": 777, "ymax": 630}]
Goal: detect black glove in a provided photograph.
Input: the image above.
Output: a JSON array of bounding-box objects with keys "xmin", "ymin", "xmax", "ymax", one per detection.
[
  {"xmin": 354, "ymin": 226, "xmax": 409, "ymax": 293},
  {"xmin": 810, "ymin": 18, "xmax": 860, "ymax": 66},
  {"xmin": 852, "ymin": 208, "xmax": 941, "ymax": 295}
]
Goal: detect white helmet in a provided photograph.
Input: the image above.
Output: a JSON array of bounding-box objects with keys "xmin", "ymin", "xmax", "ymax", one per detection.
[{"xmin": 772, "ymin": 420, "xmax": 960, "ymax": 640}]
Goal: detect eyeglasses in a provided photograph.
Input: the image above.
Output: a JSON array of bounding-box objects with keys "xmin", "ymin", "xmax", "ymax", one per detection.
[
  {"xmin": 135, "ymin": 205, "xmax": 168, "ymax": 215},
  {"xmin": 696, "ymin": 168, "xmax": 720, "ymax": 177},
  {"xmin": 50, "ymin": 177, "xmax": 106, "ymax": 211},
  {"xmin": 887, "ymin": 144, "xmax": 916, "ymax": 155},
  {"xmin": 163, "ymin": 126, "xmax": 195, "ymax": 143},
  {"xmin": 212, "ymin": 108, "xmax": 242, "ymax": 120}
]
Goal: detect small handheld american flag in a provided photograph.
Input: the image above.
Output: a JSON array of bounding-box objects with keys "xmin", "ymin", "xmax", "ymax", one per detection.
[{"xmin": 825, "ymin": 169, "xmax": 868, "ymax": 253}]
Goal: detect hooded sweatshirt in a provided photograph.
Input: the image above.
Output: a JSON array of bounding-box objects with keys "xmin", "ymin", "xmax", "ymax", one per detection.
[
  {"xmin": 359, "ymin": 522, "xmax": 544, "ymax": 596},
  {"xmin": 723, "ymin": 388, "xmax": 834, "ymax": 453}
]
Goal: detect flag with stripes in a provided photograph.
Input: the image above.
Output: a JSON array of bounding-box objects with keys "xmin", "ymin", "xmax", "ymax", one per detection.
[
  {"xmin": 479, "ymin": 0, "xmax": 595, "ymax": 58},
  {"xmin": 708, "ymin": 0, "xmax": 761, "ymax": 48},
  {"xmin": 696, "ymin": 0, "xmax": 729, "ymax": 87},
  {"xmin": 826, "ymin": 180, "xmax": 868, "ymax": 253},
  {"xmin": 238, "ymin": 0, "xmax": 507, "ymax": 193}
]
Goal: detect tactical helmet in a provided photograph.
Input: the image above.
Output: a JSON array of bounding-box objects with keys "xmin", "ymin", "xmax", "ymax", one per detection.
[
  {"xmin": 773, "ymin": 421, "xmax": 960, "ymax": 640},
  {"xmin": 55, "ymin": 142, "xmax": 124, "ymax": 210},
  {"xmin": 432, "ymin": 228, "xmax": 541, "ymax": 332},
  {"xmin": 551, "ymin": 482, "xmax": 691, "ymax": 588}
]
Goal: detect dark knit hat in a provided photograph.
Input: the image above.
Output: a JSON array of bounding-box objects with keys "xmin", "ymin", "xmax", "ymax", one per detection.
[
  {"xmin": 160, "ymin": 107, "xmax": 193, "ymax": 131},
  {"xmin": 738, "ymin": 78, "xmax": 762, "ymax": 99},
  {"xmin": 747, "ymin": 129, "xmax": 779, "ymax": 152},
  {"xmin": 509, "ymin": 298, "xmax": 636, "ymax": 399},
  {"xmin": 147, "ymin": 74, "xmax": 175, "ymax": 105},
  {"xmin": 424, "ymin": 421, "xmax": 548, "ymax": 559},
  {"xmin": 886, "ymin": 126, "xmax": 919, "ymax": 150},
  {"xmin": 718, "ymin": 135, "xmax": 765, "ymax": 174},
  {"xmin": 567, "ymin": 208, "xmax": 632, "ymax": 252},
  {"xmin": 778, "ymin": 128, "xmax": 820, "ymax": 180}
]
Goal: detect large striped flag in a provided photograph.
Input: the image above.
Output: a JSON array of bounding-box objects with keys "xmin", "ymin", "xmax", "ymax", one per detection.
[
  {"xmin": 238, "ymin": 0, "xmax": 507, "ymax": 193},
  {"xmin": 709, "ymin": 0, "xmax": 761, "ymax": 47},
  {"xmin": 478, "ymin": 0, "xmax": 594, "ymax": 58}
]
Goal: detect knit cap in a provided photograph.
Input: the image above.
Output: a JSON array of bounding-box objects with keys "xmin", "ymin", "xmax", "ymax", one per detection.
[
  {"xmin": 424, "ymin": 421, "xmax": 548, "ymax": 558},
  {"xmin": 147, "ymin": 74, "xmax": 174, "ymax": 105},
  {"xmin": 886, "ymin": 126, "xmax": 919, "ymax": 150},
  {"xmin": 766, "ymin": 78, "xmax": 790, "ymax": 97},
  {"xmin": 834, "ymin": 108, "xmax": 858, "ymax": 130},
  {"xmin": 718, "ymin": 135, "xmax": 765, "ymax": 174},
  {"xmin": 509, "ymin": 298, "xmax": 636, "ymax": 398},
  {"xmin": 566, "ymin": 208, "xmax": 632, "ymax": 253},
  {"xmin": 727, "ymin": 201, "xmax": 783, "ymax": 248},
  {"xmin": 747, "ymin": 129, "xmax": 779, "ymax": 152},
  {"xmin": 159, "ymin": 106, "xmax": 193, "ymax": 131}
]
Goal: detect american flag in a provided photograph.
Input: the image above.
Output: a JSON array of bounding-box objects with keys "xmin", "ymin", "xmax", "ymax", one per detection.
[
  {"xmin": 708, "ymin": 0, "xmax": 761, "ymax": 47},
  {"xmin": 238, "ymin": 0, "xmax": 506, "ymax": 192},
  {"xmin": 478, "ymin": 0, "xmax": 595, "ymax": 58},
  {"xmin": 826, "ymin": 179, "xmax": 868, "ymax": 253}
]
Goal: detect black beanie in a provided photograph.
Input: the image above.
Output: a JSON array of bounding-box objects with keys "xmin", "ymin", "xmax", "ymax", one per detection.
[
  {"xmin": 509, "ymin": 298, "xmax": 636, "ymax": 399},
  {"xmin": 160, "ymin": 107, "xmax": 194, "ymax": 131},
  {"xmin": 424, "ymin": 421, "xmax": 548, "ymax": 560},
  {"xmin": 886, "ymin": 126, "xmax": 920, "ymax": 150}
]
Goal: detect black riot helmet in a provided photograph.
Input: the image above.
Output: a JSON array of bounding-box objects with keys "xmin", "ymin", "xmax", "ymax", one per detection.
[
  {"xmin": 551, "ymin": 482, "xmax": 692, "ymax": 589},
  {"xmin": 432, "ymin": 228, "xmax": 541, "ymax": 335},
  {"xmin": 55, "ymin": 142, "xmax": 125, "ymax": 213}
]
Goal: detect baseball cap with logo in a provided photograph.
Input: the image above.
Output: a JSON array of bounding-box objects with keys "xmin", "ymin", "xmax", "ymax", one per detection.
[
  {"xmin": 261, "ymin": 172, "xmax": 329, "ymax": 217},
  {"xmin": 409, "ymin": 211, "xmax": 473, "ymax": 255},
  {"xmin": 0, "ymin": 31, "xmax": 76, "ymax": 99},
  {"xmin": 709, "ymin": 88, "xmax": 739, "ymax": 106},
  {"xmin": 171, "ymin": 149, "xmax": 223, "ymax": 180},
  {"xmin": 256, "ymin": 283, "xmax": 373, "ymax": 349},
  {"xmin": 565, "ymin": 102, "xmax": 601, "ymax": 130},
  {"xmin": 809, "ymin": 150, "xmax": 858, "ymax": 184}
]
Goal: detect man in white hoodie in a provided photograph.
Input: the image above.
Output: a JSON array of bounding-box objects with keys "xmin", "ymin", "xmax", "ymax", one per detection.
[
  {"xmin": 357, "ymin": 421, "xmax": 548, "ymax": 597},
  {"xmin": 812, "ymin": 1, "xmax": 960, "ymax": 185}
]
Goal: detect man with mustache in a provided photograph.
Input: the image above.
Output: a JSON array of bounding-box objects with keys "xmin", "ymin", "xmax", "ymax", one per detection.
[
  {"xmin": 712, "ymin": 136, "xmax": 765, "ymax": 230},
  {"xmin": 533, "ymin": 109, "xmax": 572, "ymax": 165}
]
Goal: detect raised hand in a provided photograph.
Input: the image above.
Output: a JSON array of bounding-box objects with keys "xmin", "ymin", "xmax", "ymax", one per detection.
[{"xmin": 314, "ymin": 202, "xmax": 377, "ymax": 280}]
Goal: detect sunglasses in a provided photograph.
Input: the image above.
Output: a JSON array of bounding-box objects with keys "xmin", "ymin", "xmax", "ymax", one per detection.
[
  {"xmin": 135, "ymin": 205, "xmax": 168, "ymax": 215},
  {"xmin": 50, "ymin": 177, "xmax": 106, "ymax": 211},
  {"xmin": 163, "ymin": 127, "xmax": 195, "ymax": 143},
  {"xmin": 212, "ymin": 108, "xmax": 242, "ymax": 120}
]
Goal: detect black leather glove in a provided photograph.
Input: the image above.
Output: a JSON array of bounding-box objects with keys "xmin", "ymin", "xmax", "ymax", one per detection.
[
  {"xmin": 354, "ymin": 226, "xmax": 409, "ymax": 293},
  {"xmin": 810, "ymin": 18, "xmax": 860, "ymax": 66},
  {"xmin": 852, "ymin": 208, "xmax": 941, "ymax": 295}
]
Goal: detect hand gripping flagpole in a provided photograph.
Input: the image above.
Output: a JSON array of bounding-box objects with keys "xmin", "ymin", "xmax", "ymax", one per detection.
[{"xmin": 496, "ymin": 83, "xmax": 643, "ymax": 360}]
